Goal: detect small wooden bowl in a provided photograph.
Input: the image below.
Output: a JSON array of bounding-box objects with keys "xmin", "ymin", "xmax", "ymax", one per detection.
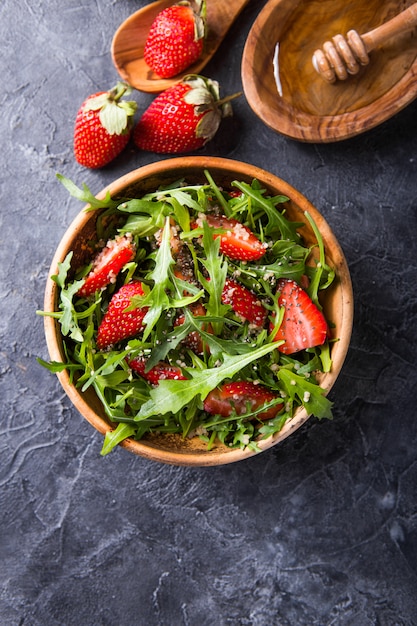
[
  {"xmin": 241, "ymin": 0, "xmax": 417, "ymax": 142},
  {"xmin": 43, "ymin": 157, "xmax": 353, "ymax": 466}
]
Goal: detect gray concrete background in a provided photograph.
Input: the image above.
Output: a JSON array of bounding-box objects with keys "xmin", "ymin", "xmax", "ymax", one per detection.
[{"xmin": 1, "ymin": 1, "xmax": 416, "ymax": 624}]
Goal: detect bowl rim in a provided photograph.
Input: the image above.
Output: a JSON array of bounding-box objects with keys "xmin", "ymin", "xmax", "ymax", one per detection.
[{"xmin": 43, "ymin": 156, "xmax": 353, "ymax": 466}]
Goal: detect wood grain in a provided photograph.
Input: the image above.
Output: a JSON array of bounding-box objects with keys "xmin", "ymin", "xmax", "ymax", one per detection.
[
  {"xmin": 313, "ymin": 3, "xmax": 417, "ymax": 83},
  {"xmin": 241, "ymin": 0, "xmax": 417, "ymax": 142}
]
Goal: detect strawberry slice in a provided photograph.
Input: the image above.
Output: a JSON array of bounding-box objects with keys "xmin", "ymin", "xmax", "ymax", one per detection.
[
  {"xmin": 204, "ymin": 381, "xmax": 283, "ymax": 421},
  {"xmin": 78, "ymin": 235, "xmax": 135, "ymax": 297},
  {"xmin": 96, "ymin": 281, "xmax": 147, "ymax": 350},
  {"xmin": 221, "ymin": 278, "xmax": 268, "ymax": 327},
  {"xmin": 128, "ymin": 356, "xmax": 187, "ymax": 385},
  {"xmin": 271, "ymin": 278, "xmax": 328, "ymax": 354},
  {"xmin": 174, "ymin": 302, "xmax": 211, "ymax": 354},
  {"xmin": 201, "ymin": 214, "xmax": 267, "ymax": 261},
  {"xmin": 173, "ymin": 256, "xmax": 197, "ymax": 290}
]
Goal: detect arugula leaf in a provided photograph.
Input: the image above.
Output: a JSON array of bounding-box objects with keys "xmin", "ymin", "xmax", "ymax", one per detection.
[
  {"xmin": 36, "ymin": 358, "xmax": 81, "ymax": 374},
  {"xmin": 117, "ymin": 198, "xmax": 169, "ymax": 237},
  {"xmin": 51, "ymin": 251, "xmax": 73, "ymax": 288},
  {"xmin": 204, "ymin": 169, "xmax": 231, "ymax": 216},
  {"xmin": 43, "ymin": 252, "xmax": 90, "ymax": 343},
  {"xmin": 163, "ymin": 196, "xmax": 191, "ymax": 232},
  {"xmin": 79, "ymin": 348, "xmax": 131, "ymax": 392},
  {"xmin": 101, "ymin": 423, "xmax": 137, "ymax": 456},
  {"xmin": 56, "ymin": 174, "xmax": 120, "ymax": 211},
  {"xmin": 278, "ymin": 367, "xmax": 333, "ymax": 419},
  {"xmin": 197, "ymin": 221, "xmax": 229, "ymax": 333},
  {"xmin": 304, "ymin": 210, "xmax": 335, "ymax": 304},
  {"xmin": 232, "ymin": 180, "xmax": 302, "ymax": 240},
  {"xmin": 137, "ymin": 217, "xmax": 175, "ymax": 339},
  {"xmin": 136, "ymin": 342, "xmax": 278, "ymax": 420},
  {"xmin": 142, "ymin": 185, "xmax": 204, "ymax": 213}
]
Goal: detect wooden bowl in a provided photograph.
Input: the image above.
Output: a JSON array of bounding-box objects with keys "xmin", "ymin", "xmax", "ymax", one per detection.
[
  {"xmin": 43, "ymin": 157, "xmax": 353, "ymax": 466},
  {"xmin": 241, "ymin": 0, "xmax": 417, "ymax": 142}
]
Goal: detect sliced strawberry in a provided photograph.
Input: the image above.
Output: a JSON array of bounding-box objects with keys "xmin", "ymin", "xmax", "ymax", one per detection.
[
  {"xmin": 96, "ymin": 282, "xmax": 147, "ymax": 350},
  {"xmin": 202, "ymin": 214, "xmax": 267, "ymax": 261},
  {"xmin": 154, "ymin": 217, "xmax": 182, "ymax": 255},
  {"xmin": 270, "ymin": 278, "xmax": 328, "ymax": 354},
  {"xmin": 174, "ymin": 302, "xmax": 211, "ymax": 354},
  {"xmin": 173, "ymin": 267, "xmax": 196, "ymax": 293},
  {"xmin": 173, "ymin": 247, "xmax": 197, "ymax": 288},
  {"xmin": 300, "ymin": 274, "xmax": 310, "ymax": 290},
  {"xmin": 78, "ymin": 235, "xmax": 135, "ymax": 297},
  {"xmin": 128, "ymin": 356, "xmax": 187, "ymax": 385},
  {"xmin": 204, "ymin": 381, "xmax": 283, "ymax": 421},
  {"xmin": 221, "ymin": 278, "xmax": 268, "ymax": 327}
]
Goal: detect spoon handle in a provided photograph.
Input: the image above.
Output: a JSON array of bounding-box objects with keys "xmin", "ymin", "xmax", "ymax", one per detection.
[
  {"xmin": 362, "ymin": 2, "xmax": 417, "ymax": 50},
  {"xmin": 313, "ymin": 2, "xmax": 417, "ymax": 83}
]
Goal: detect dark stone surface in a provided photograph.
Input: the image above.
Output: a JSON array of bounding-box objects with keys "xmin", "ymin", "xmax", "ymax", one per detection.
[{"xmin": 1, "ymin": 1, "xmax": 416, "ymax": 624}]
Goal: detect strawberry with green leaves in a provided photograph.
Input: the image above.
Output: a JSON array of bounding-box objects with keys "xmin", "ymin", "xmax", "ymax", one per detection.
[
  {"xmin": 96, "ymin": 282, "xmax": 148, "ymax": 350},
  {"xmin": 133, "ymin": 75, "xmax": 237, "ymax": 154},
  {"xmin": 144, "ymin": 0, "xmax": 206, "ymax": 78},
  {"xmin": 271, "ymin": 278, "xmax": 328, "ymax": 354},
  {"xmin": 78, "ymin": 235, "xmax": 136, "ymax": 298},
  {"xmin": 74, "ymin": 82, "xmax": 137, "ymax": 169},
  {"xmin": 204, "ymin": 381, "xmax": 283, "ymax": 421}
]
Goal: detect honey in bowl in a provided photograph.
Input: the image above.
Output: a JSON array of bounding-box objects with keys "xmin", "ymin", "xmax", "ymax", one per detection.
[
  {"xmin": 242, "ymin": 0, "xmax": 417, "ymax": 141},
  {"xmin": 275, "ymin": 0, "xmax": 417, "ymax": 117}
]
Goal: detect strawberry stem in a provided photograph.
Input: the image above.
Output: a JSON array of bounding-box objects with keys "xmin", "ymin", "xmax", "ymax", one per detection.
[
  {"xmin": 217, "ymin": 92, "xmax": 243, "ymax": 107},
  {"xmin": 108, "ymin": 82, "xmax": 131, "ymax": 103}
]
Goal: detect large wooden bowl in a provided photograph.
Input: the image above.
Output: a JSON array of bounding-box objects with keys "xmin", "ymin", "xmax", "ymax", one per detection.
[{"xmin": 43, "ymin": 157, "xmax": 353, "ymax": 466}]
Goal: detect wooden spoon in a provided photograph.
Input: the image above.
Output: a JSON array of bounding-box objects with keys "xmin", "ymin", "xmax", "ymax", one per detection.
[
  {"xmin": 111, "ymin": 0, "xmax": 251, "ymax": 93},
  {"xmin": 313, "ymin": 2, "xmax": 417, "ymax": 82}
]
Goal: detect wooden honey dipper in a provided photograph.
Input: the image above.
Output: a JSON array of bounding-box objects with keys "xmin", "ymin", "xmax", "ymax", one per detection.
[{"xmin": 312, "ymin": 3, "xmax": 417, "ymax": 83}]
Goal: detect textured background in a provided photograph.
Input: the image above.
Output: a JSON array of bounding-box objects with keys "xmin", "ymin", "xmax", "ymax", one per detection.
[{"xmin": 1, "ymin": 1, "xmax": 416, "ymax": 624}]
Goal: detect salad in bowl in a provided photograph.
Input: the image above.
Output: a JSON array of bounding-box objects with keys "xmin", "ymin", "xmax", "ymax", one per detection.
[{"xmin": 39, "ymin": 157, "xmax": 353, "ymax": 466}]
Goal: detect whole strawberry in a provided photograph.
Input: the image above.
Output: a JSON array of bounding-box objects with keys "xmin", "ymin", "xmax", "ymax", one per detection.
[
  {"xmin": 74, "ymin": 82, "xmax": 137, "ymax": 169},
  {"xmin": 134, "ymin": 75, "xmax": 238, "ymax": 154},
  {"xmin": 144, "ymin": 1, "xmax": 206, "ymax": 79}
]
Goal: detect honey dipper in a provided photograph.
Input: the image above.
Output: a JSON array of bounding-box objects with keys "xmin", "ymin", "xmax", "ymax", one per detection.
[{"xmin": 312, "ymin": 3, "xmax": 417, "ymax": 83}]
